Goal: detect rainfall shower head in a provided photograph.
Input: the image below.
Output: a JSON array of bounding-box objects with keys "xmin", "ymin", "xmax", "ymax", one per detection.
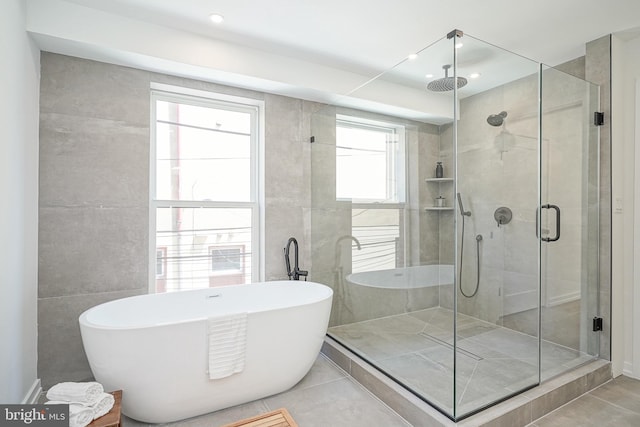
[
  {"xmin": 427, "ymin": 65, "xmax": 468, "ymax": 92},
  {"xmin": 487, "ymin": 111, "xmax": 508, "ymax": 126}
]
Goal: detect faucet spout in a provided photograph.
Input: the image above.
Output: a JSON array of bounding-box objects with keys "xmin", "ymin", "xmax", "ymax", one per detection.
[
  {"xmin": 334, "ymin": 235, "xmax": 362, "ymax": 269},
  {"xmin": 284, "ymin": 237, "xmax": 307, "ymax": 280},
  {"xmin": 338, "ymin": 235, "xmax": 361, "ymax": 250}
]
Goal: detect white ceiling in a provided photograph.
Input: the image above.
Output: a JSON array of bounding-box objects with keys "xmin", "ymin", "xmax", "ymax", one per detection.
[{"xmin": 25, "ymin": 0, "xmax": 640, "ymax": 122}]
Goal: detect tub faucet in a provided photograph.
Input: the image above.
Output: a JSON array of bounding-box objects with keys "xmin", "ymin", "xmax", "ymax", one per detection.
[
  {"xmin": 335, "ymin": 235, "xmax": 361, "ymax": 268},
  {"xmin": 337, "ymin": 235, "xmax": 362, "ymax": 250},
  {"xmin": 284, "ymin": 237, "xmax": 308, "ymax": 281}
]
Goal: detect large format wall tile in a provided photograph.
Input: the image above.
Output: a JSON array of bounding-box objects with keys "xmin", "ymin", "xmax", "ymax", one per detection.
[
  {"xmin": 38, "ymin": 289, "xmax": 146, "ymax": 389},
  {"xmin": 40, "ymin": 53, "xmax": 150, "ymax": 125},
  {"xmin": 39, "ymin": 206, "xmax": 149, "ymax": 298},
  {"xmin": 39, "ymin": 113, "xmax": 149, "ymax": 207}
]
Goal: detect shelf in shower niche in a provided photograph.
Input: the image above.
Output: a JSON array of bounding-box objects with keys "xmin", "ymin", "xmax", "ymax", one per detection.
[
  {"xmin": 425, "ymin": 207, "xmax": 454, "ymax": 211},
  {"xmin": 425, "ymin": 178, "xmax": 454, "ymax": 183}
]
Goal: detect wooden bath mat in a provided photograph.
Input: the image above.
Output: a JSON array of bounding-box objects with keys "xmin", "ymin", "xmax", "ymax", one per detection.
[{"xmin": 221, "ymin": 408, "xmax": 298, "ymax": 427}]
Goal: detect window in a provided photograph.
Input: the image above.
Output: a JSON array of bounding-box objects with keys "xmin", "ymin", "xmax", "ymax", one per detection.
[
  {"xmin": 336, "ymin": 116, "xmax": 405, "ymax": 203},
  {"xmin": 150, "ymin": 84, "xmax": 263, "ymax": 292},
  {"xmin": 336, "ymin": 116, "xmax": 406, "ymax": 273}
]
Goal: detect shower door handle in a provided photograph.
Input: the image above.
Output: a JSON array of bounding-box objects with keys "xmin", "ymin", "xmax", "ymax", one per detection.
[{"xmin": 537, "ymin": 204, "xmax": 561, "ymax": 242}]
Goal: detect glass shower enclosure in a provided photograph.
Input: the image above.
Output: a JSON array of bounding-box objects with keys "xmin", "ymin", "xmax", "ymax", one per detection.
[{"xmin": 309, "ymin": 30, "xmax": 601, "ymax": 420}]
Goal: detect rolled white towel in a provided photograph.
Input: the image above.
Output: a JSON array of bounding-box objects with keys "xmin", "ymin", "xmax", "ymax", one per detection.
[
  {"xmin": 46, "ymin": 382, "xmax": 104, "ymax": 406},
  {"xmin": 91, "ymin": 392, "xmax": 115, "ymax": 420},
  {"xmin": 46, "ymin": 402, "xmax": 94, "ymax": 427},
  {"xmin": 68, "ymin": 403, "xmax": 95, "ymax": 427}
]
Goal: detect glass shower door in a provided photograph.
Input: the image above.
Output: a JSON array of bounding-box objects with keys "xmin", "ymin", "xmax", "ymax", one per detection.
[
  {"xmin": 539, "ymin": 66, "xmax": 600, "ymax": 379},
  {"xmin": 454, "ymin": 34, "xmax": 541, "ymax": 418}
]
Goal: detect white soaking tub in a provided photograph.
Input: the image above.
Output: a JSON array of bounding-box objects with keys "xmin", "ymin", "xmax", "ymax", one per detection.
[
  {"xmin": 347, "ymin": 264, "xmax": 454, "ymax": 289},
  {"xmin": 343, "ymin": 265, "xmax": 454, "ymax": 321},
  {"xmin": 79, "ymin": 281, "xmax": 332, "ymax": 423}
]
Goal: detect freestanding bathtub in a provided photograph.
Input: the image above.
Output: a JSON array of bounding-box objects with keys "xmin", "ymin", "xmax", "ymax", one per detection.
[
  {"xmin": 346, "ymin": 264, "xmax": 454, "ymax": 289},
  {"xmin": 343, "ymin": 265, "xmax": 454, "ymax": 322},
  {"xmin": 79, "ymin": 281, "xmax": 333, "ymax": 423}
]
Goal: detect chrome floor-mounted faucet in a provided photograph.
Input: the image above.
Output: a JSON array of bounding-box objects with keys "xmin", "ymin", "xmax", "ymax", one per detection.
[{"xmin": 284, "ymin": 237, "xmax": 308, "ymax": 281}]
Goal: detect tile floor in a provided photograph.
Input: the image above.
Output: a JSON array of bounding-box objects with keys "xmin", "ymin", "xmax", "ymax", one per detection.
[
  {"xmin": 527, "ymin": 375, "xmax": 640, "ymax": 426},
  {"xmin": 328, "ymin": 307, "xmax": 594, "ymax": 416},
  {"xmin": 105, "ymin": 304, "xmax": 618, "ymax": 427},
  {"xmin": 121, "ymin": 354, "xmax": 412, "ymax": 427},
  {"xmin": 118, "ymin": 353, "xmax": 640, "ymax": 427}
]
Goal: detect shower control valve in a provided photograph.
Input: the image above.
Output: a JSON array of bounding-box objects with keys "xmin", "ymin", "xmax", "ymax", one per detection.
[{"xmin": 494, "ymin": 207, "xmax": 513, "ymax": 227}]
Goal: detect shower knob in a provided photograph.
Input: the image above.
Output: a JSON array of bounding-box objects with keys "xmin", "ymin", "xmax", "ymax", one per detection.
[{"xmin": 494, "ymin": 207, "xmax": 513, "ymax": 227}]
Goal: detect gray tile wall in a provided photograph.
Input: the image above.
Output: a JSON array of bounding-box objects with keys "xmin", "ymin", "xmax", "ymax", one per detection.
[
  {"xmin": 554, "ymin": 56, "xmax": 587, "ymax": 80},
  {"xmin": 38, "ymin": 54, "xmax": 151, "ymax": 387},
  {"xmin": 454, "ymin": 73, "xmax": 540, "ymax": 324},
  {"xmin": 38, "ymin": 53, "xmax": 312, "ymax": 387}
]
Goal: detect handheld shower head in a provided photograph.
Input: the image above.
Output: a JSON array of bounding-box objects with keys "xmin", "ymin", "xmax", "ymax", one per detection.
[{"xmin": 457, "ymin": 193, "xmax": 472, "ymax": 217}]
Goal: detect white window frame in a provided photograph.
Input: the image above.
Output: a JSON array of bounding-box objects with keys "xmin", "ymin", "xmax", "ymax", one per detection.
[
  {"xmin": 148, "ymin": 83, "xmax": 265, "ymax": 292},
  {"xmin": 336, "ymin": 115, "xmax": 408, "ymax": 271},
  {"xmin": 336, "ymin": 114, "xmax": 407, "ymax": 204}
]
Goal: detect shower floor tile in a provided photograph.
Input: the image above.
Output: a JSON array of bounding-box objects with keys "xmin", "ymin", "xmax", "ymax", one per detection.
[{"xmin": 327, "ymin": 306, "xmax": 595, "ymax": 417}]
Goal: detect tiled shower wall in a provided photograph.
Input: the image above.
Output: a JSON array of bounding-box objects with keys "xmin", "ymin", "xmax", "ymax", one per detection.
[{"xmin": 37, "ymin": 52, "xmax": 316, "ymax": 387}]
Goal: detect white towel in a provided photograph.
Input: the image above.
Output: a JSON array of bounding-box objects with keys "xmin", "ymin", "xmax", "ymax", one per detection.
[
  {"xmin": 68, "ymin": 403, "xmax": 95, "ymax": 427},
  {"xmin": 46, "ymin": 382, "xmax": 104, "ymax": 406},
  {"xmin": 91, "ymin": 392, "xmax": 115, "ymax": 420},
  {"xmin": 208, "ymin": 313, "xmax": 248, "ymax": 379},
  {"xmin": 45, "ymin": 402, "xmax": 94, "ymax": 427}
]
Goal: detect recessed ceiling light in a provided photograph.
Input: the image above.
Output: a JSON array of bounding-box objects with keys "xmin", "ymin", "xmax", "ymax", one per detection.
[
  {"xmin": 470, "ymin": 72, "xmax": 481, "ymax": 79},
  {"xmin": 407, "ymin": 53, "xmax": 418, "ymax": 60},
  {"xmin": 209, "ymin": 13, "xmax": 224, "ymax": 24},
  {"xmin": 425, "ymin": 73, "xmax": 434, "ymax": 78},
  {"xmin": 455, "ymin": 42, "xmax": 463, "ymax": 49}
]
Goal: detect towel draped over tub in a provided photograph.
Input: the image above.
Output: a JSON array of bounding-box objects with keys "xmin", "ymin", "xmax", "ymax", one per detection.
[{"xmin": 207, "ymin": 313, "xmax": 248, "ymax": 379}]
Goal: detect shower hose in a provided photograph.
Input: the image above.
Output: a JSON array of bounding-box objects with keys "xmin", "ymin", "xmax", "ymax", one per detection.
[{"xmin": 459, "ymin": 216, "xmax": 482, "ymax": 298}]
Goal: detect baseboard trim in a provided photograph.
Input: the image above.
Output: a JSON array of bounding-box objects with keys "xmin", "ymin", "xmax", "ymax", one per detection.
[
  {"xmin": 21, "ymin": 379, "xmax": 42, "ymax": 404},
  {"xmin": 622, "ymin": 361, "xmax": 636, "ymax": 378}
]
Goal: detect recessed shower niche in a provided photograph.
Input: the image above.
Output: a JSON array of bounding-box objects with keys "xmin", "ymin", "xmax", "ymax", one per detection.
[{"xmin": 309, "ymin": 29, "xmax": 602, "ymax": 420}]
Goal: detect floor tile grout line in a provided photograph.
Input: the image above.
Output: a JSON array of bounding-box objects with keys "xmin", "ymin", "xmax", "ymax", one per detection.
[
  {"xmin": 456, "ymin": 361, "xmax": 479, "ymax": 406},
  {"xmin": 529, "ymin": 394, "xmax": 584, "ymax": 424},
  {"xmin": 528, "ymin": 378, "xmax": 615, "ymax": 425},
  {"xmin": 342, "ymin": 373, "xmax": 414, "ymax": 426},
  {"xmin": 317, "ymin": 352, "xmax": 352, "ymax": 380},
  {"xmin": 586, "ymin": 389, "xmax": 640, "ymax": 416},
  {"xmin": 528, "ymin": 376, "xmax": 640, "ymax": 426}
]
